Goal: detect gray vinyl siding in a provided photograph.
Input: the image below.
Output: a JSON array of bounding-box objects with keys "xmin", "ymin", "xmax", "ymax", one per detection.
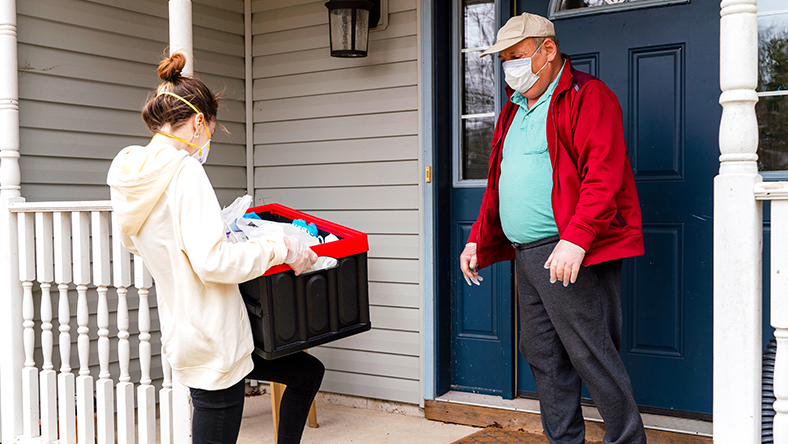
[
  {"xmin": 17, "ymin": 0, "xmax": 247, "ymax": 206},
  {"xmin": 252, "ymin": 0, "xmax": 422, "ymax": 404},
  {"xmin": 15, "ymin": 0, "xmax": 247, "ymax": 389}
]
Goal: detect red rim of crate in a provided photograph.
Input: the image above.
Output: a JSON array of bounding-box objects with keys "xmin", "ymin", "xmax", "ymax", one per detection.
[{"xmin": 246, "ymin": 203, "xmax": 369, "ymax": 276}]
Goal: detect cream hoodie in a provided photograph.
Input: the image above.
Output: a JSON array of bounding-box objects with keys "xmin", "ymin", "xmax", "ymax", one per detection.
[{"xmin": 107, "ymin": 141, "xmax": 287, "ymax": 390}]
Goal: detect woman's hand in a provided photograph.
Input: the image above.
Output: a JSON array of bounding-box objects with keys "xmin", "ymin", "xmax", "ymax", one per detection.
[{"xmin": 283, "ymin": 236, "xmax": 318, "ymax": 275}]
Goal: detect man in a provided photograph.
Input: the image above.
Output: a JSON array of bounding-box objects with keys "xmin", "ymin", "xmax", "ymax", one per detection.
[{"xmin": 459, "ymin": 13, "xmax": 647, "ymax": 444}]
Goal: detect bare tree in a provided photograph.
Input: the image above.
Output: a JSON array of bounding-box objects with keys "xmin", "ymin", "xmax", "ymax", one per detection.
[
  {"xmin": 757, "ymin": 21, "xmax": 788, "ymax": 171},
  {"xmin": 462, "ymin": 1, "xmax": 496, "ymax": 179}
]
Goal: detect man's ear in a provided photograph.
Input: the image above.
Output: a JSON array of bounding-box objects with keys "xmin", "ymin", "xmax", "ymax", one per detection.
[{"xmin": 544, "ymin": 39, "xmax": 558, "ymax": 62}]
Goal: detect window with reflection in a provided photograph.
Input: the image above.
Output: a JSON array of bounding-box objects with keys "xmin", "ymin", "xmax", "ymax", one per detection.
[
  {"xmin": 558, "ymin": 0, "xmax": 644, "ymax": 10},
  {"xmin": 757, "ymin": 0, "xmax": 788, "ymax": 172},
  {"xmin": 459, "ymin": 0, "xmax": 496, "ymax": 181},
  {"xmin": 550, "ymin": 0, "xmax": 686, "ymax": 17}
]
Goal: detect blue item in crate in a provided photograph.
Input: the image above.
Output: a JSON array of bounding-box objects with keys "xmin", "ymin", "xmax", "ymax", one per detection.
[
  {"xmin": 243, "ymin": 212, "xmax": 262, "ymax": 220},
  {"xmin": 291, "ymin": 219, "xmax": 319, "ymax": 238}
]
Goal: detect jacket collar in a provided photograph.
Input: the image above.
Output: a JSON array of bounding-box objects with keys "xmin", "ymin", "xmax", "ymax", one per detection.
[{"xmin": 554, "ymin": 54, "xmax": 575, "ymax": 96}]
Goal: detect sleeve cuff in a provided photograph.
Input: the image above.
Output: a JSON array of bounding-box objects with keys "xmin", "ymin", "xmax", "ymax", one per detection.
[
  {"xmin": 267, "ymin": 235, "xmax": 288, "ymax": 265},
  {"xmin": 561, "ymin": 221, "xmax": 596, "ymax": 252}
]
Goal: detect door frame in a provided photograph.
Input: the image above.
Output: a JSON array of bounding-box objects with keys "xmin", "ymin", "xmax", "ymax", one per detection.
[
  {"xmin": 420, "ymin": 0, "xmax": 446, "ymax": 402},
  {"xmin": 422, "ymin": 0, "xmax": 514, "ymax": 401}
]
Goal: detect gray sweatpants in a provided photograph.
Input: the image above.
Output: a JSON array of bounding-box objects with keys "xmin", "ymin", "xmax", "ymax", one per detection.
[{"xmin": 515, "ymin": 236, "xmax": 646, "ymax": 444}]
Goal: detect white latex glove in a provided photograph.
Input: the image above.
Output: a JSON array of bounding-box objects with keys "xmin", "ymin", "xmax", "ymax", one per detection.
[
  {"xmin": 283, "ymin": 236, "xmax": 318, "ymax": 276},
  {"xmin": 460, "ymin": 242, "xmax": 484, "ymax": 286}
]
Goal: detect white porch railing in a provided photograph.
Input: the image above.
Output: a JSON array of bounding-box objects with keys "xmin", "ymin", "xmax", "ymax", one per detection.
[
  {"xmin": 754, "ymin": 183, "xmax": 788, "ymax": 443},
  {"xmin": 0, "ymin": 1, "xmax": 194, "ymax": 443},
  {"xmin": 6, "ymin": 201, "xmax": 190, "ymax": 444}
]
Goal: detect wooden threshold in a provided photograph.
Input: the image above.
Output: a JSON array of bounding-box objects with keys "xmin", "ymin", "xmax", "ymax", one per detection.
[{"xmin": 425, "ymin": 399, "xmax": 712, "ymax": 444}]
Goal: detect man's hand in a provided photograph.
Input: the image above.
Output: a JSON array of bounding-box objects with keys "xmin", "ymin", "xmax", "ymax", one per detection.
[
  {"xmin": 544, "ymin": 240, "xmax": 586, "ymax": 286},
  {"xmin": 460, "ymin": 242, "xmax": 484, "ymax": 286}
]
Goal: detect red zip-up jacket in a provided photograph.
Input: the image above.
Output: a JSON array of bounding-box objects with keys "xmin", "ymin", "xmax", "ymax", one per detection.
[{"xmin": 467, "ymin": 56, "xmax": 644, "ymax": 268}]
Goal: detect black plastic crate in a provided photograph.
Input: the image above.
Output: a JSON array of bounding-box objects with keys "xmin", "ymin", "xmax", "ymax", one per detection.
[
  {"xmin": 240, "ymin": 253, "xmax": 371, "ymax": 359},
  {"xmin": 238, "ymin": 204, "xmax": 371, "ymax": 360}
]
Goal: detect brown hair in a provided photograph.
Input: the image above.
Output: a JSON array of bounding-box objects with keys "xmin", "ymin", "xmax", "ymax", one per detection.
[{"xmin": 141, "ymin": 53, "xmax": 219, "ymax": 133}]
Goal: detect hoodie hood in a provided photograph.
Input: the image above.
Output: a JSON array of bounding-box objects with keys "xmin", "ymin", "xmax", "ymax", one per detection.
[{"xmin": 107, "ymin": 141, "xmax": 190, "ymax": 236}]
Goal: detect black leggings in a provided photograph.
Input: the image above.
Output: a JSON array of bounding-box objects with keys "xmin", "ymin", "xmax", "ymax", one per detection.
[{"xmin": 190, "ymin": 352, "xmax": 325, "ymax": 444}]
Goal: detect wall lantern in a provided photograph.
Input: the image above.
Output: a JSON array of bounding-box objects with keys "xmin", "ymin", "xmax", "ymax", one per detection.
[{"xmin": 325, "ymin": 0, "xmax": 381, "ymax": 57}]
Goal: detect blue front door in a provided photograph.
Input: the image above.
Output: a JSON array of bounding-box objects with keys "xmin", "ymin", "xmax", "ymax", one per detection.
[
  {"xmin": 441, "ymin": 0, "xmax": 720, "ymax": 415},
  {"xmin": 450, "ymin": 189, "xmax": 514, "ymax": 398},
  {"xmin": 524, "ymin": 0, "xmax": 720, "ymax": 415}
]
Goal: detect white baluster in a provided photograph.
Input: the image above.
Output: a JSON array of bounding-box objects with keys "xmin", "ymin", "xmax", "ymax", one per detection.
[
  {"xmin": 135, "ymin": 255, "xmax": 156, "ymax": 444},
  {"xmin": 71, "ymin": 211, "xmax": 94, "ymax": 444},
  {"xmin": 112, "ymin": 217, "xmax": 135, "ymax": 444},
  {"xmin": 714, "ymin": 0, "xmax": 762, "ymax": 442},
  {"xmin": 18, "ymin": 212, "xmax": 39, "ymax": 438},
  {"xmin": 160, "ymin": 354, "xmax": 174, "ymax": 444},
  {"xmin": 769, "ymin": 198, "xmax": 788, "ymax": 442},
  {"xmin": 775, "ymin": 328, "xmax": 788, "ymax": 443},
  {"xmin": 92, "ymin": 211, "xmax": 113, "ymax": 444},
  {"xmin": 54, "ymin": 211, "xmax": 76, "ymax": 444},
  {"xmin": 35, "ymin": 212, "xmax": 57, "ymax": 441}
]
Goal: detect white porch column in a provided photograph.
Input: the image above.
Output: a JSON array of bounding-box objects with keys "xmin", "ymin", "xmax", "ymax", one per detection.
[
  {"xmin": 169, "ymin": 0, "xmax": 194, "ymax": 76},
  {"xmin": 172, "ymin": 380, "xmax": 192, "ymax": 444},
  {"xmin": 168, "ymin": 3, "xmax": 194, "ymax": 444},
  {"xmin": 714, "ymin": 0, "xmax": 762, "ymax": 442},
  {"xmin": 0, "ymin": 0, "xmax": 25, "ymax": 442}
]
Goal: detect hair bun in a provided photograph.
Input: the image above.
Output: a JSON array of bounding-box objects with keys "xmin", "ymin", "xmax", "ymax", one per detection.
[{"xmin": 157, "ymin": 53, "xmax": 187, "ymax": 82}]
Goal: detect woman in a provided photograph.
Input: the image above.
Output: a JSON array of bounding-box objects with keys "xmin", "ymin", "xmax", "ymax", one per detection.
[{"xmin": 107, "ymin": 53, "xmax": 325, "ymax": 444}]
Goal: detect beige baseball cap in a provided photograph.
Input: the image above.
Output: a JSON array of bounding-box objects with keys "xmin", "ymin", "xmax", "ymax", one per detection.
[{"xmin": 480, "ymin": 13, "xmax": 555, "ymax": 57}]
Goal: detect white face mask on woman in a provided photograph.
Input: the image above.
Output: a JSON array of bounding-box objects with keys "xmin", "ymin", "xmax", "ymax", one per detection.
[
  {"xmin": 191, "ymin": 139, "xmax": 211, "ymax": 164},
  {"xmin": 502, "ymin": 41, "xmax": 547, "ymax": 94}
]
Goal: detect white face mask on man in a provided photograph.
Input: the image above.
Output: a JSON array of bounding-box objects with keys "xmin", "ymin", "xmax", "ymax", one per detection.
[{"xmin": 502, "ymin": 41, "xmax": 547, "ymax": 94}]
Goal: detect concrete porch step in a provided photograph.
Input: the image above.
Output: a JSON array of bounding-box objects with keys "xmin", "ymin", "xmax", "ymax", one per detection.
[{"xmin": 238, "ymin": 391, "xmax": 481, "ymax": 443}]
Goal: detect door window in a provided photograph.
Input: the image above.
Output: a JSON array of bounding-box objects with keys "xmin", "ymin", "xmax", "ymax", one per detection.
[
  {"xmin": 456, "ymin": 0, "xmax": 498, "ymax": 184},
  {"xmin": 757, "ymin": 0, "xmax": 788, "ymax": 175},
  {"xmin": 549, "ymin": 0, "xmax": 687, "ymax": 19}
]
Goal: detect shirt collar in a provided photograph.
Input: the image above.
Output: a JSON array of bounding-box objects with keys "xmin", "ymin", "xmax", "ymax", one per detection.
[{"xmin": 510, "ymin": 60, "xmax": 567, "ymax": 112}]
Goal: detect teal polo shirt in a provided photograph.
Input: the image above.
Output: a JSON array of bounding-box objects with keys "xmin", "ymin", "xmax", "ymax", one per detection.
[{"xmin": 499, "ymin": 62, "xmax": 565, "ymax": 244}]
